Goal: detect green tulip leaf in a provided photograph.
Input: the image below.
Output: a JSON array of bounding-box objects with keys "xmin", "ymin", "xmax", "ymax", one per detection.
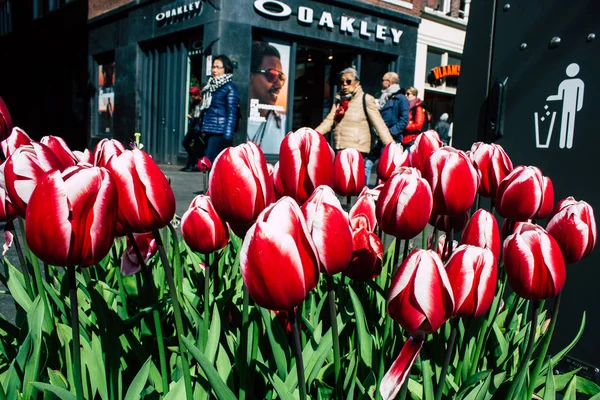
[
  {"xmin": 21, "ymin": 297, "xmax": 44, "ymax": 400},
  {"xmin": 457, "ymin": 370, "xmax": 492, "ymax": 398},
  {"xmin": 181, "ymin": 336, "xmax": 237, "ymax": 400},
  {"xmin": 163, "ymin": 377, "xmax": 185, "ymax": 400},
  {"xmin": 547, "ymin": 312, "xmax": 586, "ymax": 372},
  {"xmin": 6, "ymin": 261, "xmax": 32, "ymax": 313},
  {"xmin": 542, "ymin": 359, "xmax": 555, "ymax": 400},
  {"xmin": 124, "ymin": 357, "xmax": 152, "ymax": 400},
  {"xmin": 260, "ymin": 307, "xmax": 288, "ymax": 380},
  {"xmin": 575, "ymin": 375, "xmax": 600, "ymax": 395},
  {"xmin": 256, "ymin": 363, "xmax": 294, "ymax": 400},
  {"xmin": 563, "ymin": 376, "xmax": 577, "ymax": 400},
  {"xmin": 348, "ymin": 285, "xmax": 373, "ymax": 369},
  {"xmin": 31, "ymin": 382, "xmax": 77, "ymax": 400}
]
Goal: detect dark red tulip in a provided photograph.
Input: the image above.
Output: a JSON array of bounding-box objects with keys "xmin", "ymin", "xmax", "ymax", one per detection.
[
  {"xmin": 428, "ymin": 209, "xmax": 468, "ymax": 233},
  {"xmin": 181, "ymin": 195, "xmax": 229, "ymax": 254},
  {"xmin": 504, "ymin": 223, "xmax": 566, "ymax": 300},
  {"xmin": 534, "ymin": 176, "xmax": 554, "ymax": 219},
  {"xmin": 344, "ymin": 214, "xmax": 384, "ymax": 281},
  {"xmin": 445, "ymin": 245, "xmax": 497, "ymax": 318},
  {"xmin": 546, "ymin": 197, "xmax": 597, "ymax": 264},
  {"xmin": 1, "ymin": 127, "xmax": 31, "ymax": 158},
  {"xmin": 388, "ymin": 249, "xmax": 455, "ymax": 333},
  {"xmin": 333, "ymin": 148, "xmax": 366, "ymax": 197},
  {"xmin": 278, "ymin": 127, "xmax": 335, "ymax": 204},
  {"xmin": 0, "ymin": 187, "xmax": 16, "ymax": 222},
  {"xmin": 376, "ymin": 167, "xmax": 433, "ymax": 239},
  {"xmin": 423, "ymin": 147, "xmax": 478, "ymax": 216},
  {"xmin": 349, "ymin": 187, "xmax": 378, "ymax": 231},
  {"xmin": 496, "ymin": 166, "xmax": 545, "ymax": 221},
  {"xmin": 94, "ymin": 138, "xmax": 125, "ymax": 168},
  {"xmin": 25, "ymin": 165, "xmax": 118, "ymax": 266},
  {"xmin": 302, "ymin": 185, "xmax": 352, "ymax": 275},
  {"xmin": 0, "ymin": 96, "xmax": 13, "ymax": 142},
  {"xmin": 240, "ymin": 197, "xmax": 320, "ymax": 311},
  {"xmin": 461, "ymin": 209, "xmax": 501, "ymax": 261},
  {"xmin": 3, "ymin": 143, "xmax": 66, "ymax": 217},
  {"xmin": 196, "ymin": 156, "xmax": 212, "ymax": 172},
  {"xmin": 470, "ymin": 142, "xmax": 513, "ymax": 198},
  {"xmin": 106, "ymin": 149, "xmax": 176, "ymax": 234},
  {"xmin": 408, "ymin": 130, "xmax": 442, "ymax": 173},
  {"xmin": 40, "ymin": 136, "xmax": 78, "ymax": 168},
  {"xmin": 208, "ymin": 141, "xmax": 274, "ymax": 236},
  {"xmin": 121, "ymin": 232, "xmax": 157, "ymax": 276},
  {"xmin": 377, "ymin": 142, "xmax": 408, "ymax": 183}
]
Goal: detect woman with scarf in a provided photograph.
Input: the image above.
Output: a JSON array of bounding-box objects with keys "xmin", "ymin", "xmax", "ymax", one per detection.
[{"xmin": 200, "ymin": 55, "xmax": 241, "ymax": 162}]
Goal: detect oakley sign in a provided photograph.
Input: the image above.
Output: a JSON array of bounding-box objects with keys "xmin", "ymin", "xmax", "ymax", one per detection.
[{"xmin": 253, "ymin": 0, "xmax": 404, "ymax": 44}]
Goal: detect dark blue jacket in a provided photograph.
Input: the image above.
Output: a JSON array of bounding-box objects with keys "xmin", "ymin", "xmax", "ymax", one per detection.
[
  {"xmin": 380, "ymin": 91, "xmax": 410, "ymax": 140},
  {"xmin": 200, "ymin": 82, "xmax": 240, "ymax": 140}
]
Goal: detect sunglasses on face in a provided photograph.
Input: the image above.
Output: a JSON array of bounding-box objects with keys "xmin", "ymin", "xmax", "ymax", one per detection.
[
  {"xmin": 255, "ymin": 69, "xmax": 286, "ymax": 83},
  {"xmin": 341, "ymin": 79, "xmax": 354, "ymax": 86}
]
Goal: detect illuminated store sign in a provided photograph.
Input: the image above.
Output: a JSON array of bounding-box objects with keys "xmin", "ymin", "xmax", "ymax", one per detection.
[{"xmin": 253, "ymin": 0, "xmax": 404, "ymax": 44}]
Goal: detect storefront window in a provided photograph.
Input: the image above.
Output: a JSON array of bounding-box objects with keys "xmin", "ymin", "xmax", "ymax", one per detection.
[{"xmin": 426, "ymin": 49, "xmax": 443, "ymax": 77}]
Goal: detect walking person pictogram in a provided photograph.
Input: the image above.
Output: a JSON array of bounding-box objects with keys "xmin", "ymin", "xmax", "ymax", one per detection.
[{"xmin": 545, "ymin": 63, "xmax": 585, "ymax": 149}]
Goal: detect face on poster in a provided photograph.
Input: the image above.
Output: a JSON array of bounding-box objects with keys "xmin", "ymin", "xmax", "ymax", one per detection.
[
  {"xmin": 247, "ymin": 41, "xmax": 290, "ymax": 155},
  {"xmin": 98, "ymin": 62, "xmax": 115, "ymax": 134}
]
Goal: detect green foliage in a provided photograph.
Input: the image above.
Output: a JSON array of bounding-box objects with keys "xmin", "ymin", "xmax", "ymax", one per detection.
[{"xmin": 0, "ymin": 224, "xmax": 595, "ymax": 399}]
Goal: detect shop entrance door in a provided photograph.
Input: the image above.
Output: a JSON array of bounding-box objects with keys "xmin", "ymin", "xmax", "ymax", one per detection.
[{"xmin": 140, "ymin": 39, "xmax": 189, "ymax": 164}]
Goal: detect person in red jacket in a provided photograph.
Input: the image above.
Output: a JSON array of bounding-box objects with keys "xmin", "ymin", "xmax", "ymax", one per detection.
[{"xmin": 401, "ymin": 86, "xmax": 428, "ymax": 149}]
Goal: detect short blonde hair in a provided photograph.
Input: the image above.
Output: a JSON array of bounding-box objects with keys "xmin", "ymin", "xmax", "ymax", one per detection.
[{"xmin": 406, "ymin": 86, "xmax": 418, "ymax": 97}]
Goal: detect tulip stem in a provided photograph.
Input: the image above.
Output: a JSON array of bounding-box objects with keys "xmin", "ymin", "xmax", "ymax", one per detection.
[
  {"xmin": 346, "ymin": 196, "xmax": 351, "ymax": 212},
  {"xmin": 392, "ymin": 238, "xmax": 402, "ymax": 275},
  {"xmin": 7, "ymin": 219, "xmax": 34, "ymax": 298},
  {"xmin": 506, "ymin": 300, "xmax": 540, "ymax": 400},
  {"xmin": 290, "ymin": 307, "xmax": 307, "ymax": 399},
  {"xmin": 403, "ymin": 238, "xmax": 410, "ymax": 262},
  {"xmin": 327, "ymin": 276, "xmax": 341, "ymax": 397},
  {"xmin": 526, "ymin": 293, "xmax": 562, "ymax": 400},
  {"xmin": 203, "ymin": 252, "xmax": 211, "ymax": 350},
  {"xmin": 112, "ymin": 245, "xmax": 130, "ymax": 319},
  {"xmin": 152, "ymin": 229, "xmax": 193, "ymax": 400},
  {"xmin": 239, "ymin": 285, "xmax": 250, "ymax": 400},
  {"xmin": 68, "ymin": 267, "xmax": 85, "ymax": 400},
  {"xmin": 421, "ymin": 227, "xmax": 427, "ymax": 250},
  {"xmin": 435, "ymin": 320, "xmax": 458, "ymax": 400}
]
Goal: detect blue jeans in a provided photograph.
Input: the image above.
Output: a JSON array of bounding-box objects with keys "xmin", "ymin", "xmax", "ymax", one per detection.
[
  {"xmin": 364, "ymin": 158, "xmax": 374, "ymax": 186},
  {"xmin": 204, "ymin": 134, "xmax": 232, "ymax": 162}
]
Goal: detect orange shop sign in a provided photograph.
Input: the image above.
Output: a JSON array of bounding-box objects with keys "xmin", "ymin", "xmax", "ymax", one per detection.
[{"xmin": 431, "ymin": 64, "xmax": 461, "ymax": 80}]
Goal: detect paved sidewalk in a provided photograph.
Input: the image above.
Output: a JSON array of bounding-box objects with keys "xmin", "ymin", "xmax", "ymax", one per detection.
[{"xmin": 159, "ymin": 164, "xmax": 209, "ymax": 218}]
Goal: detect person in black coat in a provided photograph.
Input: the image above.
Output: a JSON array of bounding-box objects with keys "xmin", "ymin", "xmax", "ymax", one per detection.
[
  {"xmin": 435, "ymin": 113, "xmax": 451, "ymax": 145},
  {"xmin": 200, "ymin": 55, "xmax": 241, "ymax": 162}
]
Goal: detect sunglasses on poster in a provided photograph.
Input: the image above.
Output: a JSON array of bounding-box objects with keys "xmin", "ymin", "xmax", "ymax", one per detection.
[{"xmin": 254, "ymin": 69, "xmax": 286, "ymax": 83}]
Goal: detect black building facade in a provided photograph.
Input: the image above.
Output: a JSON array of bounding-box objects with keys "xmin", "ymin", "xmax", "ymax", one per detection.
[{"xmin": 88, "ymin": 0, "xmax": 420, "ymax": 164}]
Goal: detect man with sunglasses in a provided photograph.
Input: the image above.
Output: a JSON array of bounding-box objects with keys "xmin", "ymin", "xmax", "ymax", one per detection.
[
  {"xmin": 248, "ymin": 41, "xmax": 287, "ymax": 155},
  {"xmin": 316, "ymin": 67, "xmax": 393, "ymax": 183}
]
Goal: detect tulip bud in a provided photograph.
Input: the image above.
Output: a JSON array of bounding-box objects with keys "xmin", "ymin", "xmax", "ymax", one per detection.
[
  {"xmin": 196, "ymin": 156, "xmax": 212, "ymax": 172},
  {"xmin": 333, "ymin": 148, "xmax": 366, "ymax": 197},
  {"xmin": 106, "ymin": 149, "xmax": 176, "ymax": 234},
  {"xmin": 94, "ymin": 138, "xmax": 125, "ymax": 168},
  {"xmin": 350, "ymin": 187, "xmax": 378, "ymax": 232},
  {"xmin": 121, "ymin": 232, "xmax": 157, "ymax": 276},
  {"xmin": 302, "ymin": 186, "xmax": 352, "ymax": 275},
  {"xmin": 25, "ymin": 165, "xmax": 118, "ymax": 266},
  {"xmin": 40, "ymin": 136, "xmax": 78, "ymax": 168},
  {"xmin": 387, "ymin": 249, "xmax": 455, "ymax": 334},
  {"xmin": 377, "ymin": 142, "xmax": 408, "ymax": 182},
  {"xmin": 504, "ymin": 223, "xmax": 566, "ymax": 300},
  {"xmin": 408, "ymin": 130, "xmax": 443, "ymax": 173},
  {"xmin": 181, "ymin": 195, "xmax": 230, "ymax": 254},
  {"xmin": 344, "ymin": 214, "xmax": 384, "ymax": 281},
  {"xmin": 470, "ymin": 142, "xmax": 513, "ymax": 198},
  {"xmin": 73, "ymin": 149, "xmax": 94, "ymax": 165},
  {"xmin": 376, "ymin": 167, "xmax": 433, "ymax": 239},
  {"xmin": 496, "ymin": 166, "xmax": 545, "ymax": 221},
  {"xmin": 0, "ymin": 187, "xmax": 16, "ymax": 222},
  {"xmin": 240, "ymin": 197, "xmax": 320, "ymax": 311},
  {"xmin": 278, "ymin": 127, "xmax": 335, "ymax": 204},
  {"xmin": 209, "ymin": 142, "xmax": 274, "ymax": 236},
  {"xmin": 0, "ymin": 96, "xmax": 13, "ymax": 142},
  {"xmin": 461, "ymin": 209, "xmax": 501, "ymax": 261},
  {"xmin": 1, "ymin": 127, "xmax": 31, "ymax": 159},
  {"xmin": 534, "ymin": 175, "xmax": 554, "ymax": 219},
  {"xmin": 423, "ymin": 147, "xmax": 479, "ymax": 216},
  {"xmin": 445, "ymin": 245, "xmax": 497, "ymax": 318},
  {"xmin": 546, "ymin": 197, "xmax": 597, "ymax": 264}
]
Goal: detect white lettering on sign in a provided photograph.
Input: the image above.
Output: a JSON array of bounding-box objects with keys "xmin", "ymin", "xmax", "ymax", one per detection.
[
  {"xmin": 340, "ymin": 16, "xmax": 355, "ymax": 33},
  {"xmin": 155, "ymin": 1, "xmax": 202, "ymax": 21},
  {"xmin": 253, "ymin": 0, "xmax": 403, "ymax": 45},
  {"xmin": 298, "ymin": 6, "xmax": 313, "ymax": 24}
]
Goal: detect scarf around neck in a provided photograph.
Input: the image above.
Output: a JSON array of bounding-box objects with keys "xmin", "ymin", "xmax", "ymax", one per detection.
[
  {"xmin": 377, "ymin": 84, "xmax": 401, "ymax": 109},
  {"xmin": 334, "ymin": 91, "xmax": 355, "ymax": 124},
  {"xmin": 200, "ymin": 73, "xmax": 233, "ymax": 110}
]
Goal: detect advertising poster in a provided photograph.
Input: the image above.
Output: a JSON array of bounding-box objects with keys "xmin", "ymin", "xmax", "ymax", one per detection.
[
  {"xmin": 247, "ymin": 41, "xmax": 290, "ymax": 155},
  {"xmin": 98, "ymin": 62, "xmax": 115, "ymax": 135}
]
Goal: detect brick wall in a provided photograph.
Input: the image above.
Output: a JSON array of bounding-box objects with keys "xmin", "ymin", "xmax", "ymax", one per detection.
[
  {"xmin": 88, "ymin": 0, "xmax": 132, "ymax": 19},
  {"xmin": 358, "ymin": 0, "xmax": 421, "ymax": 17}
]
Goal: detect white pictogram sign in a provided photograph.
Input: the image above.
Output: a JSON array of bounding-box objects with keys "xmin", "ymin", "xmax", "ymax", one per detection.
[{"xmin": 535, "ymin": 63, "xmax": 585, "ymax": 149}]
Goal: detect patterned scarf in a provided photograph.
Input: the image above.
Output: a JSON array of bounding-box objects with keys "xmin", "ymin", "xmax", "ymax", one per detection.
[
  {"xmin": 334, "ymin": 93, "xmax": 353, "ymax": 124},
  {"xmin": 200, "ymin": 73, "xmax": 233, "ymax": 111}
]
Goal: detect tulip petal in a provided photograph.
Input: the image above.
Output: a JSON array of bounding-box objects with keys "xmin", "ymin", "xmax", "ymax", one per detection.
[{"xmin": 380, "ymin": 337, "xmax": 424, "ymax": 400}]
